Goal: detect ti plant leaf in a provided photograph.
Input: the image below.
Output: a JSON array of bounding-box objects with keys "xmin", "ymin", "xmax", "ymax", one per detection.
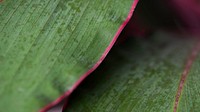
[
  {"xmin": 65, "ymin": 31, "xmax": 199, "ymax": 112},
  {"xmin": 0, "ymin": 0, "xmax": 138, "ymax": 111},
  {"xmin": 178, "ymin": 47, "xmax": 200, "ymax": 112}
]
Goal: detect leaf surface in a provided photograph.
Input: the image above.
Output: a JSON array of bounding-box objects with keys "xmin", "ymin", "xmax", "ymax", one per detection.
[
  {"xmin": 178, "ymin": 48, "xmax": 200, "ymax": 112},
  {"xmin": 66, "ymin": 32, "xmax": 197, "ymax": 112},
  {"xmin": 0, "ymin": 0, "xmax": 137, "ymax": 111}
]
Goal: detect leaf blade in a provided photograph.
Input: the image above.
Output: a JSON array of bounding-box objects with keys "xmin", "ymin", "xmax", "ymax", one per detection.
[
  {"xmin": 0, "ymin": 0, "xmax": 136, "ymax": 111},
  {"xmin": 66, "ymin": 32, "xmax": 196, "ymax": 112},
  {"xmin": 178, "ymin": 46, "xmax": 200, "ymax": 112}
]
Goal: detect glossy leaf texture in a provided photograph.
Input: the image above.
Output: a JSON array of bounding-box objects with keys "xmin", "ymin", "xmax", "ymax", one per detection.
[
  {"xmin": 65, "ymin": 32, "xmax": 199, "ymax": 112},
  {"xmin": 0, "ymin": 0, "xmax": 137, "ymax": 111}
]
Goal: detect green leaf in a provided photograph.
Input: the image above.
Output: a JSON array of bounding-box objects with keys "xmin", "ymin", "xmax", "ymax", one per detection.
[
  {"xmin": 178, "ymin": 48, "xmax": 200, "ymax": 112},
  {"xmin": 65, "ymin": 32, "xmax": 197, "ymax": 112},
  {"xmin": 0, "ymin": 0, "xmax": 137, "ymax": 111}
]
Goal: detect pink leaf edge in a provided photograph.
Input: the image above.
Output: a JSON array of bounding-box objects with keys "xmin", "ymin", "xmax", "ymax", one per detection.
[{"xmin": 39, "ymin": 0, "xmax": 139, "ymax": 111}]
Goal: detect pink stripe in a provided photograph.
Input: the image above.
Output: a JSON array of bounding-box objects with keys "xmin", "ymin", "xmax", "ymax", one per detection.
[
  {"xmin": 39, "ymin": 0, "xmax": 139, "ymax": 111},
  {"xmin": 173, "ymin": 41, "xmax": 200, "ymax": 112}
]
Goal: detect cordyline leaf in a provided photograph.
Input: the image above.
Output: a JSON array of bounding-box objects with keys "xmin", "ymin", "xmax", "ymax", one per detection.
[
  {"xmin": 65, "ymin": 32, "xmax": 199, "ymax": 112},
  {"xmin": 0, "ymin": 0, "xmax": 138, "ymax": 111},
  {"xmin": 177, "ymin": 49, "xmax": 200, "ymax": 111},
  {"xmin": 168, "ymin": 0, "xmax": 200, "ymax": 33}
]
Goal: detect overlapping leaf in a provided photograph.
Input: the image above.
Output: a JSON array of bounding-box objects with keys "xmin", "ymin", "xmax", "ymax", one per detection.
[
  {"xmin": 66, "ymin": 32, "xmax": 198, "ymax": 112},
  {"xmin": 0, "ymin": 0, "xmax": 136, "ymax": 111}
]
